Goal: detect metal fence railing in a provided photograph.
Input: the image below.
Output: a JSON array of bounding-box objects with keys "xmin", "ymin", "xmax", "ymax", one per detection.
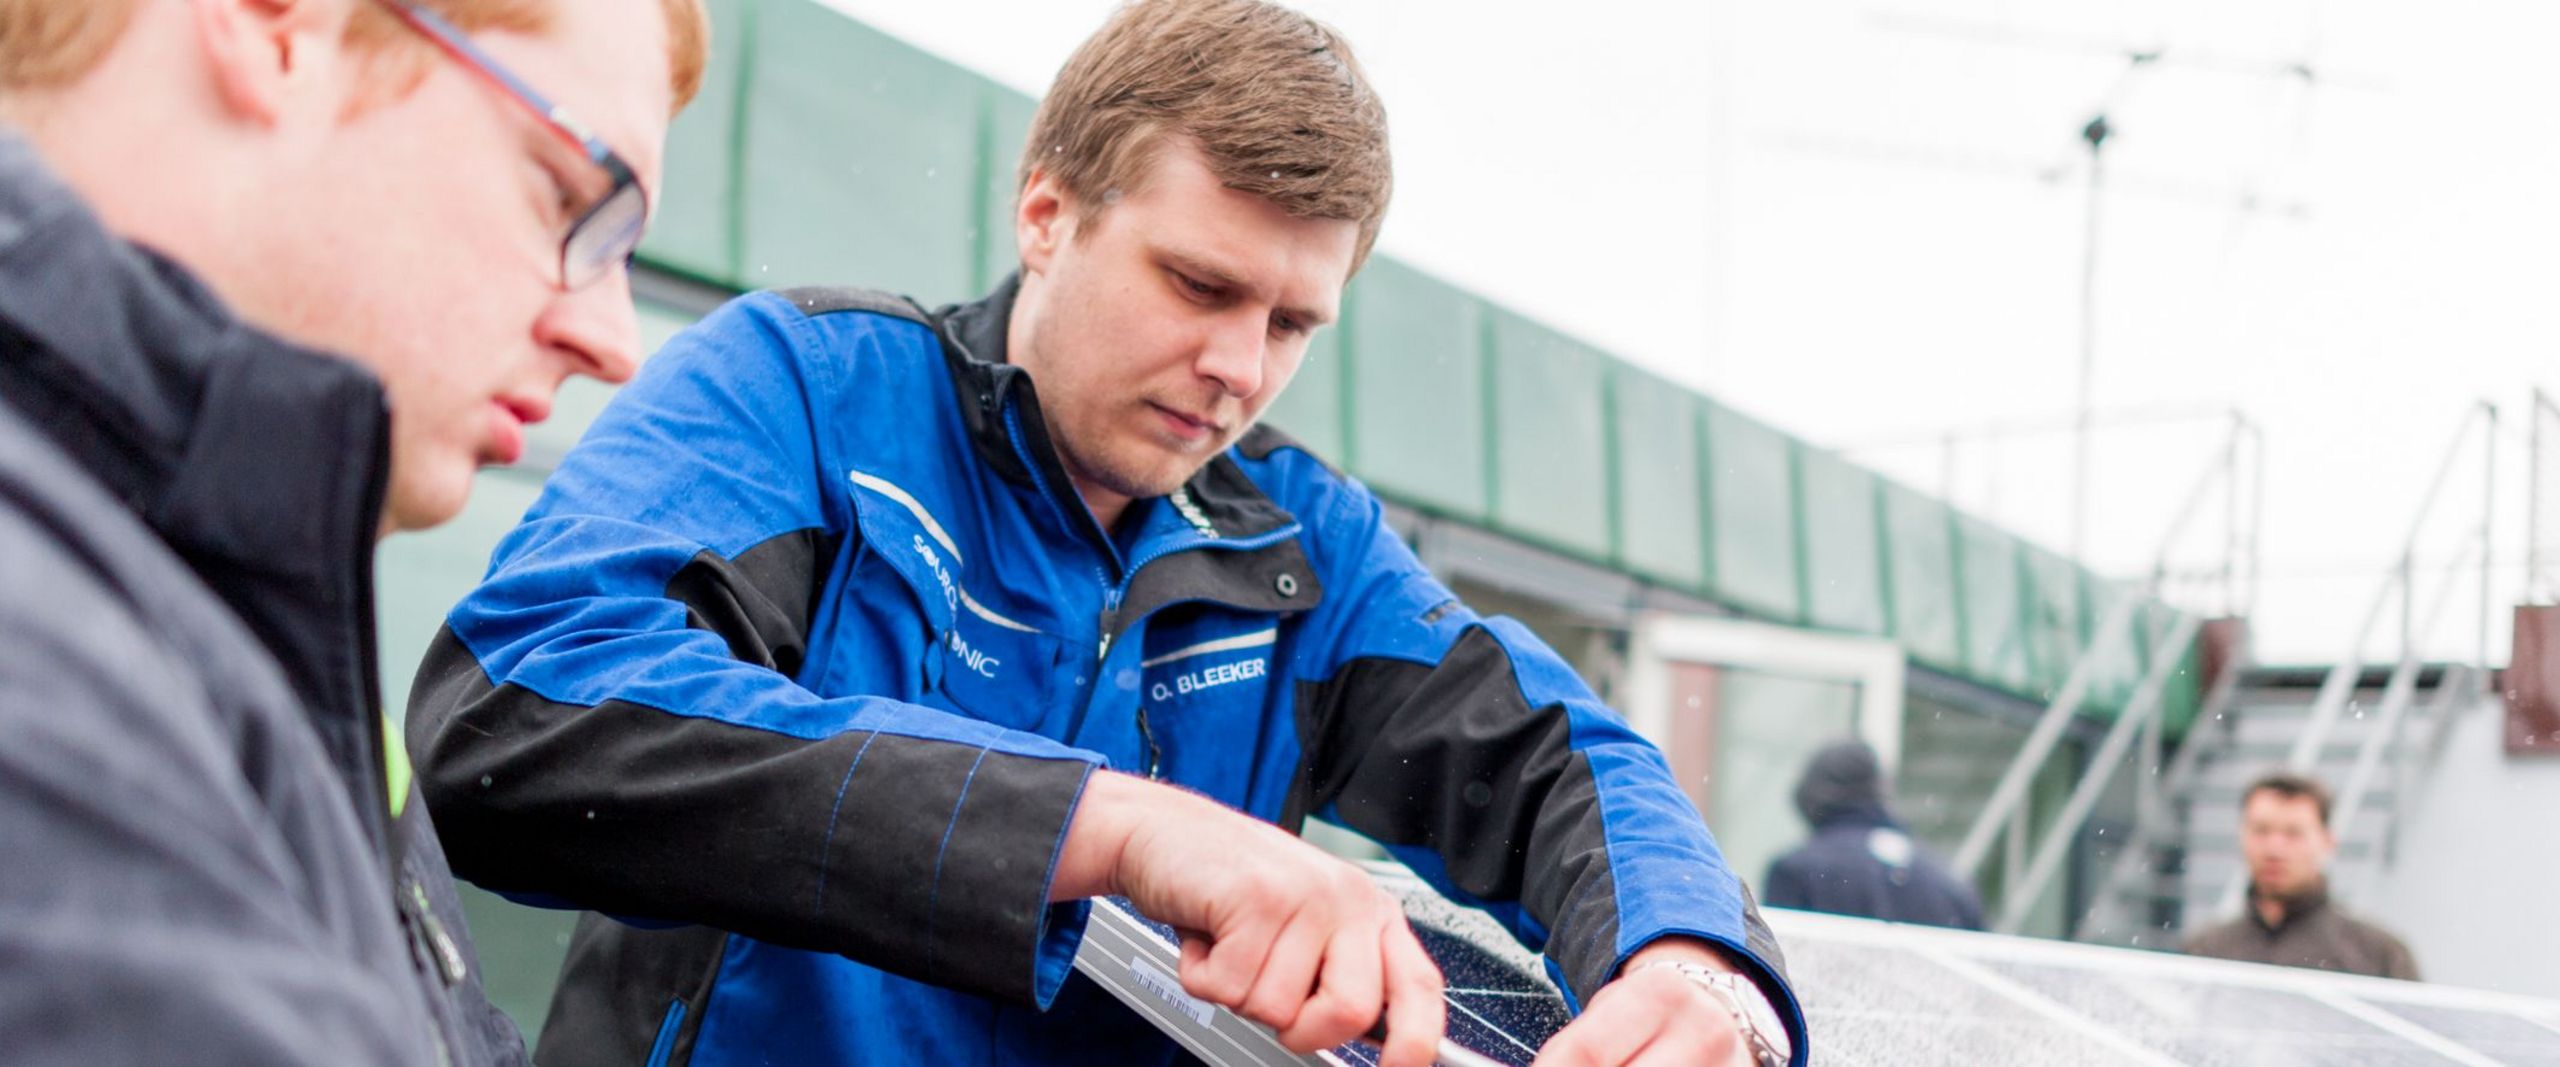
[{"xmin": 2526, "ymin": 388, "xmax": 2560, "ymax": 606}]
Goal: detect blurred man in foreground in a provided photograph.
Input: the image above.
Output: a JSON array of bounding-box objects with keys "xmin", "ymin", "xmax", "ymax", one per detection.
[
  {"xmin": 0, "ymin": 0, "xmax": 702, "ymax": 1060},
  {"xmin": 2183, "ymin": 771, "xmax": 2420, "ymax": 979},
  {"xmin": 1765, "ymin": 741, "xmax": 1983, "ymax": 930},
  {"xmin": 404, "ymin": 1, "xmax": 1806, "ymax": 1063}
]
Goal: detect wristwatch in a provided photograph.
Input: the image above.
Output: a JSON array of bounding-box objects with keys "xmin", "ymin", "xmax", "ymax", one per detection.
[{"xmin": 1634, "ymin": 960, "xmax": 1793, "ymax": 1067}]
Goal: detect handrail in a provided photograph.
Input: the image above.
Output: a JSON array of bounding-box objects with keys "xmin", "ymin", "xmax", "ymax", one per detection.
[
  {"xmin": 1951, "ymin": 594, "xmax": 2143, "ymax": 880},
  {"xmin": 1996, "ymin": 613, "xmax": 2205, "ymax": 934},
  {"xmin": 2282, "ymin": 404, "xmax": 2496, "ymax": 774},
  {"xmin": 2215, "ymin": 402, "xmax": 2496, "ymax": 916},
  {"xmin": 2530, "ymin": 388, "xmax": 2559, "ymax": 605},
  {"xmin": 1954, "ymin": 425, "xmax": 2249, "ymax": 882},
  {"xmin": 2333, "ymin": 532, "xmax": 2479, "ymax": 848},
  {"xmin": 2347, "ymin": 663, "xmax": 2480, "ymax": 905},
  {"xmin": 2074, "ymin": 625, "xmax": 2247, "ymax": 943}
]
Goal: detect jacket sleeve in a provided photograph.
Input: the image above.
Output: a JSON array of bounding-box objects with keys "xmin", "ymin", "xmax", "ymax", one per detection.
[
  {"xmin": 1283, "ymin": 478, "xmax": 1808, "ymax": 1058},
  {"xmin": 405, "ymin": 293, "xmax": 1100, "ymax": 1008},
  {"xmin": 0, "ymin": 541, "xmax": 432, "ymax": 1064}
]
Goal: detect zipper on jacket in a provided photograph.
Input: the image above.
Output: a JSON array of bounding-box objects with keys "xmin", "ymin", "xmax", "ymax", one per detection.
[
  {"xmin": 1133, "ymin": 703, "xmax": 1165, "ymax": 780},
  {"xmin": 1092, "ymin": 525, "xmax": 1299, "ymax": 780},
  {"xmin": 1097, "ymin": 576, "xmax": 1123, "ymax": 662},
  {"xmin": 404, "ymin": 881, "xmax": 468, "ymax": 988}
]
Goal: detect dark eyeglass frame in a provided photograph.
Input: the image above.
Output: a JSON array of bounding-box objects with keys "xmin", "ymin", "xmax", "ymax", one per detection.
[{"xmin": 371, "ymin": 0, "xmax": 650, "ymax": 290}]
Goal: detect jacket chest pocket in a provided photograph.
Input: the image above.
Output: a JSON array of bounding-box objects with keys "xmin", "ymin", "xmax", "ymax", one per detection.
[
  {"xmin": 936, "ymin": 615, "xmax": 1071, "ymax": 732},
  {"xmin": 850, "ymin": 544, "xmax": 1070, "ymax": 731}
]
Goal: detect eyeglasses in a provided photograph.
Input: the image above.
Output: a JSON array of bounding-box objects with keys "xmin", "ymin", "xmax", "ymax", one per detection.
[{"xmin": 371, "ymin": 0, "xmax": 649, "ymax": 290}]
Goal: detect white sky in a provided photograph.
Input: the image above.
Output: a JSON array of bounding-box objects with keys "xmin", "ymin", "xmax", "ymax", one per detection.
[{"xmin": 820, "ymin": 0, "xmax": 2560, "ymax": 665}]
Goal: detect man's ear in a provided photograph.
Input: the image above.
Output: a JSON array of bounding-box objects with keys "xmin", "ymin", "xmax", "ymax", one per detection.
[
  {"xmin": 192, "ymin": 0, "xmax": 352, "ymax": 127},
  {"xmin": 1016, "ymin": 166, "xmax": 1076, "ymax": 276}
]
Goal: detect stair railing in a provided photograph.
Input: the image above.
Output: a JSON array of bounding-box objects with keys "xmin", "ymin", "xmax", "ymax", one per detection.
[
  {"xmin": 2332, "ymin": 532, "xmax": 2482, "ymax": 849},
  {"xmin": 2214, "ymin": 401, "xmax": 2498, "ymax": 915},
  {"xmin": 1952, "ymin": 419, "xmax": 2256, "ymax": 891},
  {"xmin": 2072, "ymin": 628, "xmax": 2248, "ymax": 944},
  {"xmin": 2358, "ymin": 662, "xmax": 2484, "ymax": 903},
  {"xmin": 1992, "ymin": 612, "xmax": 2205, "ymax": 934}
]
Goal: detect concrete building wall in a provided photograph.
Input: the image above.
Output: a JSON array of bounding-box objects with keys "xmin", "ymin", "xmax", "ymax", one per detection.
[{"xmin": 2368, "ymin": 701, "xmax": 2560, "ymax": 999}]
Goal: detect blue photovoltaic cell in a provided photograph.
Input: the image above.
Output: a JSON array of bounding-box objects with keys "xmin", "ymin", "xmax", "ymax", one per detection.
[{"xmin": 1327, "ymin": 876, "xmax": 1572, "ymax": 1066}]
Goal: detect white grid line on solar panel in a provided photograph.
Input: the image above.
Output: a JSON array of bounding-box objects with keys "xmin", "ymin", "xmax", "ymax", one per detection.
[
  {"xmin": 1912, "ymin": 945, "xmax": 2189, "ymax": 1067},
  {"xmin": 2307, "ymin": 988, "xmax": 2509, "ymax": 1067},
  {"xmin": 2372, "ymin": 1001, "xmax": 2560, "ymax": 1066}
]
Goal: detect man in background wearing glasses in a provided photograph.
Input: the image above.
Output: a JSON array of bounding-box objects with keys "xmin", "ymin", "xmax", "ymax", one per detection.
[{"xmin": 0, "ymin": 0, "xmax": 700, "ymax": 1062}]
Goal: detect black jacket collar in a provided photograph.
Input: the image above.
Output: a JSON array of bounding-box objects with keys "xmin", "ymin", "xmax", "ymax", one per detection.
[
  {"xmin": 0, "ymin": 132, "xmax": 392, "ymax": 829},
  {"xmin": 926, "ymin": 275, "xmax": 1297, "ymax": 545}
]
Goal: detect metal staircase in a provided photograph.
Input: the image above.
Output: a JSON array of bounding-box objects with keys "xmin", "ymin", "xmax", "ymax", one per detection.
[
  {"xmin": 2077, "ymin": 662, "xmax": 2487, "ymax": 946},
  {"xmin": 2072, "ymin": 401, "xmax": 2501, "ymax": 952}
]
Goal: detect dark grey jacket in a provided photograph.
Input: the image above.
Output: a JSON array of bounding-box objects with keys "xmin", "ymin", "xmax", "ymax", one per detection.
[
  {"xmin": 2182, "ymin": 881, "xmax": 2420, "ymax": 981},
  {"xmin": 0, "ymin": 133, "xmax": 521, "ymax": 1064},
  {"xmin": 1764, "ymin": 741, "xmax": 1983, "ymax": 930}
]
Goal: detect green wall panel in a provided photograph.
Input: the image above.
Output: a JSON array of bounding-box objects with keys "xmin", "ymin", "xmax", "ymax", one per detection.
[
  {"xmin": 1263, "ymin": 325, "xmax": 1349, "ymax": 464},
  {"xmin": 1610, "ymin": 367, "xmax": 1706, "ymax": 588},
  {"xmin": 1955, "ymin": 515, "xmax": 2031, "ymax": 692},
  {"xmin": 1487, "ymin": 310, "xmax": 1610, "ymax": 557},
  {"xmin": 739, "ymin": 0, "xmax": 985, "ymax": 303},
  {"xmin": 1798, "ymin": 447, "xmax": 1885, "ymax": 635},
  {"xmin": 975, "ymin": 90, "xmax": 1037, "ymax": 294},
  {"xmin": 1343, "ymin": 259, "xmax": 1487, "ymax": 519},
  {"xmin": 2019, "ymin": 546, "xmax": 2086, "ymax": 696},
  {"xmin": 636, "ymin": 0, "xmax": 750, "ymax": 282},
  {"xmin": 1881, "ymin": 480, "xmax": 1962, "ymax": 670},
  {"xmin": 2079, "ymin": 578, "xmax": 2143, "ymax": 712},
  {"xmin": 2159, "ymin": 620, "xmax": 2203, "ymax": 737},
  {"xmin": 1704, "ymin": 404, "xmax": 1801, "ymax": 621}
]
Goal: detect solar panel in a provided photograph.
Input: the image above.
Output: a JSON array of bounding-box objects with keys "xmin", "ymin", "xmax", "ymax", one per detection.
[{"xmin": 1074, "ymin": 862, "xmax": 2560, "ymax": 1066}]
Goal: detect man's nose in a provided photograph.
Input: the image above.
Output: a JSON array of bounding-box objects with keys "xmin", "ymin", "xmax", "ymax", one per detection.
[
  {"xmin": 536, "ymin": 268, "xmax": 644, "ymax": 385},
  {"xmin": 1195, "ymin": 314, "xmax": 1267, "ymax": 399}
]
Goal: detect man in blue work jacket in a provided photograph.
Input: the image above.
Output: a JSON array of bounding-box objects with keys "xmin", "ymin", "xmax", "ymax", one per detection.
[{"xmin": 405, "ymin": 1, "xmax": 1805, "ymax": 1064}]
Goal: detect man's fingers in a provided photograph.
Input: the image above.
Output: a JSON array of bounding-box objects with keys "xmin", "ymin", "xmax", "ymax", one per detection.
[
  {"xmin": 1275, "ymin": 915, "xmax": 1389, "ymax": 1053},
  {"xmin": 1534, "ymin": 971, "xmax": 1755, "ymax": 1067},
  {"xmin": 1234, "ymin": 912, "xmax": 1329, "ymax": 1032},
  {"xmin": 1375, "ymin": 916, "xmax": 1447, "ymax": 1067},
  {"xmin": 1181, "ymin": 921, "xmax": 1272, "ymax": 1010},
  {"xmin": 1530, "ymin": 999, "xmax": 1655, "ymax": 1067}
]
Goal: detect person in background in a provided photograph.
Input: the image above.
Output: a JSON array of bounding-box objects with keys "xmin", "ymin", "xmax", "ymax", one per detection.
[
  {"xmin": 2182, "ymin": 771, "xmax": 2419, "ymax": 979},
  {"xmin": 0, "ymin": 0, "xmax": 703, "ymax": 1061},
  {"xmin": 1764, "ymin": 741, "xmax": 1984, "ymax": 930}
]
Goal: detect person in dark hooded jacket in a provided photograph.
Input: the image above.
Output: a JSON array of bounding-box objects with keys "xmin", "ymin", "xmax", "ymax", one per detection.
[{"xmin": 1764, "ymin": 741, "xmax": 1984, "ymax": 930}]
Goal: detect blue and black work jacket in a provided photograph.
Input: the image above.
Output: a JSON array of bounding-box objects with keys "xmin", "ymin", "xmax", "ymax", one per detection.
[{"xmin": 406, "ymin": 278, "xmax": 1807, "ymax": 1065}]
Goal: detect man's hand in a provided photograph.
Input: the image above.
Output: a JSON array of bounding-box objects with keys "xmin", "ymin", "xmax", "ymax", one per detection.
[
  {"xmin": 1053, "ymin": 771, "xmax": 1447, "ymax": 1067},
  {"xmin": 1531, "ymin": 938, "xmax": 1761, "ymax": 1067}
]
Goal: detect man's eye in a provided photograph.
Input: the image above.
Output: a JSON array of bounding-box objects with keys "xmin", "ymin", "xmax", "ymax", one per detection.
[
  {"xmin": 1177, "ymin": 273, "xmax": 1219, "ymax": 299},
  {"xmin": 1270, "ymin": 313, "xmax": 1305, "ymax": 337}
]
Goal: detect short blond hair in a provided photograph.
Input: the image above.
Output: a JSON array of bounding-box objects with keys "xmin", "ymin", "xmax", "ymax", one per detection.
[
  {"xmin": 1022, "ymin": 0, "xmax": 1392, "ymax": 270},
  {"xmin": 0, "ymin": 0, "xmax": 709, "ymax": 112}
]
